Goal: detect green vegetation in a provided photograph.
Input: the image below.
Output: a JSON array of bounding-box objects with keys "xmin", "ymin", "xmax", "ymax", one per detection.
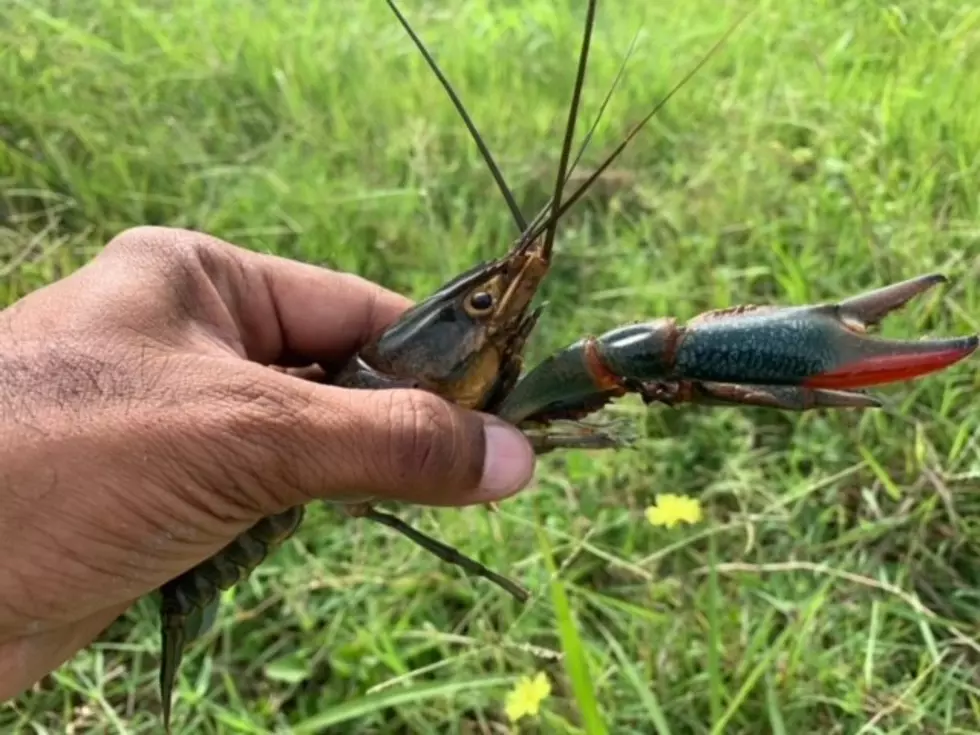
[{"xmin": 3, "ymin": 0, "xmax": 979, "ymax": 732}]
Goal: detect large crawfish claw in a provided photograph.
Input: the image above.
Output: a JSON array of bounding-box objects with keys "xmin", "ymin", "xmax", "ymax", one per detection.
[
  {"xmin": 499, "ymin": 273, "xmax": 977, "ymax": 425},
  {"xmin": 799, "ymin": 273, "xmax": 978, "ymax": 389},
  {"xmin": 676, "ymin": 272, "xmax": 978, "ymax": 390}
]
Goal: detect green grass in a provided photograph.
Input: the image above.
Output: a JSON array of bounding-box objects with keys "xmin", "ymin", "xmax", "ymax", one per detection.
[{"xmin": 3, "ymin": 0, "xmax": 980, "ymax": 732}]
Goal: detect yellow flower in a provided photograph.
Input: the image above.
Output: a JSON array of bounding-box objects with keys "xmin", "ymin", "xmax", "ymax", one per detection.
[
  {"xmin": 504, "ymin": 672, "xmax": 551, "ymax": 722},
  {"xmin": 645, "ymin": 494, "xmax": 703, "ymax": 528}
]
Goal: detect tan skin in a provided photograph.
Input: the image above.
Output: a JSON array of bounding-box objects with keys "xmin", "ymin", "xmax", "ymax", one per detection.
[{"xmin": 0, "ymin": 226, "xmax": 535, "ymax": 701}]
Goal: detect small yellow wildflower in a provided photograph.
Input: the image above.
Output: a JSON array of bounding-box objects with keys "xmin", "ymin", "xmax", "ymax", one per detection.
[
  {"xmin": 504, "ymin": 672, "xmax": 551, "ymax": 722},
  {"xmin": 645, "ymin": 493, "xmax": 703, "ymax": 528}
]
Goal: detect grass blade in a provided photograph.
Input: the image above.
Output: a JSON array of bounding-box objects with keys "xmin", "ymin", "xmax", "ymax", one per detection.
[
  {"xmin": 597, "ymin": 623, "xmax": 672, "ymax": 735},
  {"xmin": 707, "ymin": 530, "xmax": 725, "ymax": 727},
  {"xmin": 537, "ymin": 527, "xmax": 608, "ymax": 735},
  {"xmin": 292, "ymin": 676, "xmax": 515, "ymax": 733}
]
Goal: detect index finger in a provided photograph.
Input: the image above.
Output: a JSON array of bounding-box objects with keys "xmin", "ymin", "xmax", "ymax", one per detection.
[
  {"xmin": 109, "ymin": 227, "xmax": 414, "ymax": 365},
  {"xmin": 239, "ymin": 247, "xmax": 414, "ymax": 365}
]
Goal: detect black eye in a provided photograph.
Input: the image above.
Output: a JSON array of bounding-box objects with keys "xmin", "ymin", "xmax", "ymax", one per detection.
[{"xmin": 469, "ymin": 291, "xmax": 494, "ymax": 311}]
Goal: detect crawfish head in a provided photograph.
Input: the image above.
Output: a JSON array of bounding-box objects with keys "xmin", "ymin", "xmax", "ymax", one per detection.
[{"xmin": 354, "ymin": 237, "xmax": 550, "ymax": 410}]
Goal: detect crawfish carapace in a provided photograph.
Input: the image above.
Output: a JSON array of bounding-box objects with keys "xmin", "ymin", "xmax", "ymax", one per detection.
[{"xmin": 334, "ymin": 244, "xmax": 549, "ymax": 412}]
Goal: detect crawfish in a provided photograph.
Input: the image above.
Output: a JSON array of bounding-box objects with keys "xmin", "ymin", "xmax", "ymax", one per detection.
[{"xmin": 155, "ymin": 1, "xmax": 979, "ymax": 730}]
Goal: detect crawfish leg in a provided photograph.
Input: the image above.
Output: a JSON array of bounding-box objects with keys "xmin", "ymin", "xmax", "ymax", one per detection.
[
  {"xmin": 505, "ymin": 380, "xmax": 875, "ymax": 456},
  {"xmin": 345, "ymin": 503, "xmax": 530, "ymax": 602},
  {"xmin": 159, "ymin": 506, "xmax": 305, "ymax": 734},
  {"xmin": 632, "ymin": 380, "xmax": 881, "ymax": 411},
  {"xmin": 510, "ymin": 381, "xmax": 872, "ymax": 456},
  {"xmin": 522, "ymin": 422, "xmax": 626, "ymax": 453}
]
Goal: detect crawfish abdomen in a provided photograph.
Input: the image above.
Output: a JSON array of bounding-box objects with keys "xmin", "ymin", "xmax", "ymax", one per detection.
[{"xmin": 159, "ymin": 505, "xmax": 306, "ymax": 732}]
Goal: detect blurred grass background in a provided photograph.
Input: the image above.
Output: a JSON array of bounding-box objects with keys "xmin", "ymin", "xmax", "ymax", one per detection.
[{"xmin": 2, "ymin": 0, "xmax": 980, "ymax": 732}]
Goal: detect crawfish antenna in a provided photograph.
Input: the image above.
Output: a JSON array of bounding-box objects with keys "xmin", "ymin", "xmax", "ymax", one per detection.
[
  {"xmin": 532, "ymin": 8, "xmax": 753, "ymax": 241},
  {"xmin": 386, "ymin": 0, "xmax": 527, "ymax": 232},
  {"xmin": 524, "ymin": 27, "xmax": 641, "ymax": 237},
  {"xmin": 540, "ymin": 0, "xmax": 599, "ymax": 258}
]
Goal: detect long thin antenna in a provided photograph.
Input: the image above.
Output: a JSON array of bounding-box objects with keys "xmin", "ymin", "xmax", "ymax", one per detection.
[
  {"xmin": 522, "ymin": 28, "xmax": 641, "ymax": 241},
  {"xmin": 531, "ymin": 9, "xmax": 752, "ymax": 242},
  {"xmin": 386, "ymin": 0, "xmax": 527, "ymax": 231},
  {"xmin": 568, "ymin": 30, "xmax": 641, "ymax": 193},
  {"xmin": 540, "ymin": 0, "xmax": 599, "ymax": 258}
]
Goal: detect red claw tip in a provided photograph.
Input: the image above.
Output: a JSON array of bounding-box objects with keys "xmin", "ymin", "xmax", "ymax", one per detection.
[{"xmin": 805, "ymin": 337, "xmax": 978, "ymax": 390}]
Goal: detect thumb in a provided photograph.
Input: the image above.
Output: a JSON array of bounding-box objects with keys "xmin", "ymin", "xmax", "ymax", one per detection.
[{"xmin": 205, "ymin": 367, "xmax": 537, "ymax": 512}]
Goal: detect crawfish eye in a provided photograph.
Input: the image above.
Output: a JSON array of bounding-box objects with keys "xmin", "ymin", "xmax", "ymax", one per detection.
[{"xmin": 468, "ymin": 291, "xmax": 494, "ymax": 313}]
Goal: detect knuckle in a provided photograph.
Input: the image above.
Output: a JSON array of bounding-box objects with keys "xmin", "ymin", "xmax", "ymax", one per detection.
[
  {"xmin": 102, "ymin": 226, "xmax": 196, "ymax": 265},
  {"xmin": 190, "ymin": 374, "xmax": 313, "ymax": 512},
  {"xmin": 381, "ymin": 390, "xmax": 463, "ymax": 484},
  {"xmin": 100, "ymin": 227, "xmax": 241, "ymax": 334},
  {"xmin": 101, "ymin": 227, "xmax": 236, "ymax": 285},
  {"xmin": 104, "ymin": 225, "xmax": 169, "ymax": 250}
]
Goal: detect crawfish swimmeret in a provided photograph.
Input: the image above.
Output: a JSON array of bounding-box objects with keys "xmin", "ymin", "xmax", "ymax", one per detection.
[{"xmin": 154, "ymin": 1, "xmax": 979, "ymax": 730}]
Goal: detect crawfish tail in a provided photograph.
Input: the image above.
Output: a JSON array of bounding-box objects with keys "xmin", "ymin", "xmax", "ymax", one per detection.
[
  {"xmin": 158, "ymin": 506, "xmax": 306, "ymax": 732},
  {"xmin": 160, "ymin": 616, "xmax": 181, "ymax": 734},
  {"xmin": 158, "ymin": 587, "xmax": 202, "ymax": 735}
]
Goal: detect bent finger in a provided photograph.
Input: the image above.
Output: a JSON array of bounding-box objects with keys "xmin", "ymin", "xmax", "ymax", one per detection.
[{"xmin": 101, "ymin": 226, "xmax": 413, "ymax": 364}]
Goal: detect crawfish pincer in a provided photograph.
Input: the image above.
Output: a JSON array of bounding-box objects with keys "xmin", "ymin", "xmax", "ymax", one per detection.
[{"xmin": 498, "ymin": 273, "xmax": 978, "ymax": 427}]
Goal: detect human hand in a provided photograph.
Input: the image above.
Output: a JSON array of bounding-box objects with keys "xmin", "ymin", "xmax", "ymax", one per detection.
[{"xmin": 0, "ymin": 227, "xmax": 535, "ymax": 700}]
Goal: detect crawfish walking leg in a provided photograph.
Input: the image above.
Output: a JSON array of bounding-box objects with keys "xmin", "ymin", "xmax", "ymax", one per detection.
[{"xmin": 361, "ymin": 507, "xmax": 530, "ymax": 602}]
